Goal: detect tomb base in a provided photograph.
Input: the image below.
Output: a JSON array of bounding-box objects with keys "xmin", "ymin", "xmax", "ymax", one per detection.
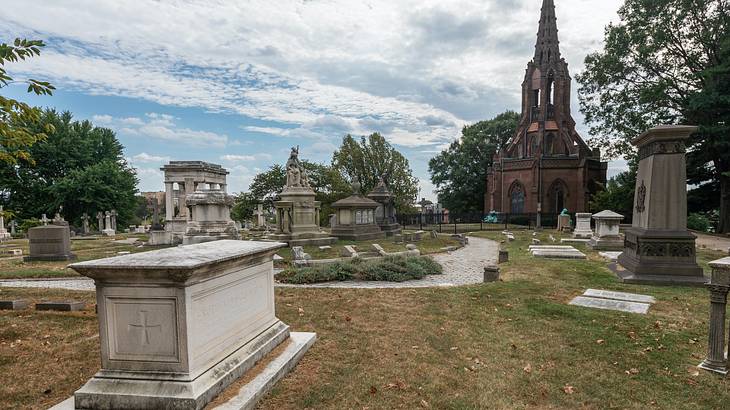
[
  {"xmin": 266, "ymin": 232, "xmax": 337, "ymax": 247},
  {"xmin": 378, "ymin": 223, "xmax": 402, "ymax": 237},
  {"xmin": 101, "ymin": 229, "xmax": 116, "ymax": 237},
  {"xmin": 147, "ymin": 230, "xmax": 172, "ymax": 246},
  {"xmin": 331, "ymin": 224, "xmax": 385, "ymax": 241},
  {"xmin": 615, "ymin": 228, "xmax": 705, "ymax": 286},
  {"xmin": 588, "ymin": 235, "xmax": 624, "ymax": 251}
]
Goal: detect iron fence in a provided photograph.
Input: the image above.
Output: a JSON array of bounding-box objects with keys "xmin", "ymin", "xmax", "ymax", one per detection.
[{"xmin": 395, "ymin": 212, "xmax": 603, "ymax": 234}]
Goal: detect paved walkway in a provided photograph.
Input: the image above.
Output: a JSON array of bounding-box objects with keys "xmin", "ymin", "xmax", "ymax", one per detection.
[
  {"xmin": 0, "ymin": 236, "xmax": 499, "ymax": 291},
  {"xmin": 695, "ymin": 232, "xmax": 730, "ymax": 253}
]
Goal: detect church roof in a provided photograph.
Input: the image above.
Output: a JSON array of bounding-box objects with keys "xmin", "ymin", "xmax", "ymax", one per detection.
[
  {"xmin": 332, "ymin": 194, "xmax": 380, "ymax": 208},
  {"xmin": 534, "ymin": 0, "xmax": 561, "ymax": 66}
]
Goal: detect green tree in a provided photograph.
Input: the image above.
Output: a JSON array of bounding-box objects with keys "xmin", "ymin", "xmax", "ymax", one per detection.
[
  {"xmin": 231, "ymin": 192, "xmax": 256, "ymax": 222},
  {"xmin": 589, "ymin": 166, "xmax": 637, "ymax": 219},
  {"xmin": 332, "ymin": 133, "xmax": 419, "ymax": 212},
  {"xmin": 577, "ymin": 0, "xmax": 730, "ymax": 231},
  {"xmin": 0, "ymin": 110, "xmax": 138, "ymax": 228},
  {"xmin": 428, "ymin": 111, "xmax": 519, "ymax": 214},
  {"xmin": 0, "ymin": 38, "xmax": 55, "ymax": 165}
]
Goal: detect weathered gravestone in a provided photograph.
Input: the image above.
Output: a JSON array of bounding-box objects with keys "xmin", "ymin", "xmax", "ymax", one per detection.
[
  {"xmin": 483, "ymin": 265, "xmax": 500, "ymax": 282},
  {"xmin": 616, "ymin": 126, "xmax": 704, "ymax": 285},
  {"xmin": 589, "ymin": 210, "xmax": 624, "ymax": 250},
  {"xmin": 23, "ymin": 224, "xmax": 76, "ymax": 261},
  {"xmin": 64, "ymin": 240, "xmax": 315, "ymax": 410},
  {"xmin": 572, "ymin": 213, "xmax": 593, "ymax": 239}
]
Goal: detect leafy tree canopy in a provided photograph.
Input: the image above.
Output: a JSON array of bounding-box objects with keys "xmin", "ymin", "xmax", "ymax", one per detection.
[
  {"xmin": 0, "ymin": 110, "xmax": 138, "ymax": 228},
  {"xmin": 577, "ymin": 0, "xmax": 730, "ymax": 231},
  {"xmin": 0, "ymin": 38, "xmax": 55, "ymax": 165},
  {"xmin": 332, "ymin": 133, "xmax": 419, "ymax": 212},
  {"xmin": 428, "ymin": 111, "xmax": 519, "ymax": 214}
]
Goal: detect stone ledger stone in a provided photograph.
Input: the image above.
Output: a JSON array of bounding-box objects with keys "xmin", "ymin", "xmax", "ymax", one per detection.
[
  {"xmin": 23, "ymin": 225, "xmax": 76, "ymax": 261},
  {"xmin": 35, "ymin": 301, "xmax": 85, "ymax": 311},
  {"xmin": 569, "ymin": 296, "xmax": 650, "ymax": 314},
  {"xmin": 66, "ymin": 240, "xmax": 311, "ymax": 410},
  {"xmin": 0, "ymin": 300, "xmax": 29, "ymax": 310},
  {"xmin": 616, "ymin": 126, "xmax": 705, "ymax": 286}
]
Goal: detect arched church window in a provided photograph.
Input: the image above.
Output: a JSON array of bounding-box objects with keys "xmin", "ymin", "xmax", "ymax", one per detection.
[
  {"xmin": 545, "ymin": 133, "xmax": 555, "ymax": 156},
  {"xmin": 510, "ymin": 183, "xmax": 525, "ymax": 214}
]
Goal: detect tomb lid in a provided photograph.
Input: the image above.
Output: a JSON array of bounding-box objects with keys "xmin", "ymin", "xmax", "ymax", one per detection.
[
  {"xmin": 332, "ymin": 195, "xmax": 379, "ymax": 209},
  {"xmin": 631, "ymin": 125, "xmax": 697, "ymax": 147},
  {"xmin": 709, "ymin": 257, "xmax": 730, "ymax": 270},
  {"xmin": 592, "ymin": 210, "xmax": 624, "ymax": 219},
  {"xmin": 69, "ymin": 240, "xmax": 286, "ymax": 280}
]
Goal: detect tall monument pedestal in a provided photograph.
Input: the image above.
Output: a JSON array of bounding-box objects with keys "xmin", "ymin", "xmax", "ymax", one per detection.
[{"xmin": 615, "ymin": 125, "xmax": 705, "ymax": 286}]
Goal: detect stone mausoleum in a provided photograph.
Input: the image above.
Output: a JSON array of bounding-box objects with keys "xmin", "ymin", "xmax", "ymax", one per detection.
[
  {"xmin": 484, "ymin": 0, "xmax": 606, "ymax": 214},
  {"xmin": 161, "ymin": 161, "xmax": 229, "ymax": 244},
  {"xmin": 331, "ymin": 180, "xmax": 385, "ymax": 241}
]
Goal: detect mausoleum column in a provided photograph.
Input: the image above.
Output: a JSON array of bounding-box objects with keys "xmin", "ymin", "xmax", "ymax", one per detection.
[
  {"xmin": 220, "ymin": 183, "xmax": 227, "ymax": 193},
  {"xmin": 165, "ymin": 182, "xmax": 174, "ymax": 221}
]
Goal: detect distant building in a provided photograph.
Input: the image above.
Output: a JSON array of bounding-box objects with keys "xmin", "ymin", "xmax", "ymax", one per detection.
[{"xmin": 485, "ymin": 0, "xmax": 607, "ymax": 214}]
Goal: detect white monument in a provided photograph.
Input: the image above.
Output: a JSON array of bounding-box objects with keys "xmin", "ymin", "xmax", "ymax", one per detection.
[
  {"xmin": 0, "ymin": 206, "xmax": 11, "ymax": 241},
  {"xmin": 572, "ymin": 212, "xmax": 593, "ymax": 239},
  {"xmin": 182, "ymin": 188, "xmax": 239, "ymax": 244},
  {"xmin": 161, "ymin": 161, "xmax": 229, "ymax": 244},
  {"xmin": 102, "ymin": 211, "xmax": 115, "ymax": 236},
  {"xmin": 65, "ymin": 240, "xmax": 316, "ymax": 409},
  {"xmin": 589, "ymin": 210, "xmax": 624, "ymax": 250}
]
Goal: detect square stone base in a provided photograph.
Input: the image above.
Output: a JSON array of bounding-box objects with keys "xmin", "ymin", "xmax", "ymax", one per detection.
[
  {"xmin": 588, "ymin": 236, "xmax": 624, "ymax": 251},
  {"xmin": 72, "ymin": 321, "xmax": 291, "ymax": 410},
  {"xmin": 23, "ymin": 253, "xmax": 76, "ymax": 262},
  {"xmin": 615, "ymin": 228, "xmax": 705, "ymax": 286}
]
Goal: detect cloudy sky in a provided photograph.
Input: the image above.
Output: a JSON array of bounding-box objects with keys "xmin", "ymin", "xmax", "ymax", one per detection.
[{"xmin": 1, "ymin": 0, "xmax": 627, "ymax": 200}]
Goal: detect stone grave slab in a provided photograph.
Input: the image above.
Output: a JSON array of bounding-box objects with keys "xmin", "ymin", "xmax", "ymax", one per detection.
[
  {"xmin": 583, "ymin": 289, "xmax": 656, "ymax": 304},
  {"xmin": 530, "ymin": 245, "xmax": 586, "ymax": 259},
  {"xmin": 0, "ymin": 300, "xmax": 29, "ymax": 310},
  {"xmin": 560, "ymin": 238, "xmax": 590, "ymax": 244},
  {"xmin": 599, "ymin": 251, "xmax": 622, "ymax": 261},
  {"xmin": 569, "ymin": 296, "xmax": 650, "ymax": 314},
  {"xmin": 36, "ymin": 301, "xmax": 85, "ymax": 311}
]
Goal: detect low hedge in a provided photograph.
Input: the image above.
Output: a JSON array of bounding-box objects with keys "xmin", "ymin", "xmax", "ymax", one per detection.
[{"xmin": 276, "ymin": 255, "xmax": 443, "ymax": 284}]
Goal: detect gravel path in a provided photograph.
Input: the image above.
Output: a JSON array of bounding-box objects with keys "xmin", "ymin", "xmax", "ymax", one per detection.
[
  {"xmin": 695, "ymin": 232, "xmax": 730, "ymax": 253},
  {"xmin": 0, "ymin": 236, "xmax": 499, "ymax": 291}
]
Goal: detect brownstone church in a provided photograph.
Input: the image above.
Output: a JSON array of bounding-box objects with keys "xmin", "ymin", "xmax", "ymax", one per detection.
[{"xmin": 484, "ymin": 0, "xmax": 607, "ymax": 214}]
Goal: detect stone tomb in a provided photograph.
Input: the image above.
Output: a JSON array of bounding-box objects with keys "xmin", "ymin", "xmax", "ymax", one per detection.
[
  {"xmin": 616, "ymin": 126, "xmax": 705, "ymax": 286},
  {"xmin": 182, "ymin": 188, "xmax": 239, "ymax": 244},
  {"xmin": 589, "ymin": 210, "xmax": 624, "ymax": 250},
  {"xmin": 366, "ymin": 175, "xmax": 402, "ymax": 236},
  {"xmin": 528, "ymin": 245, "xmax": 586, "ymax": 259},
  {"xmin": 572, "ymin": 213, "xmax": 593, "ymax": 238},
  {"xmin": 63, "ymin": 240, "xmax": 315, "ymax": 410},
  {"xmin": 330, "ymin": 181, "xmax": 385, "ymax": 241},
  {"xmin": 23, "ymin": 224, "xmax": 76, "ymax": 261}
]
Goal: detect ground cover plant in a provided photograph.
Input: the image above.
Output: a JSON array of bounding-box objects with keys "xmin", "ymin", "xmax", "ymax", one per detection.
[
  {"xmin": 275, "ymin": 255, "xmax": 443, "ymax": 284},
  {"xmin": 1, "ymin": 231, "xmax": 729, "ymax": 409}
]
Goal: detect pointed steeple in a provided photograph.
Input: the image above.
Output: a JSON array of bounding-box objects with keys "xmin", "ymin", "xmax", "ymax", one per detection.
[{"xmin": 533, "ymin": 0, "xmax": 561, "ymax": 66}]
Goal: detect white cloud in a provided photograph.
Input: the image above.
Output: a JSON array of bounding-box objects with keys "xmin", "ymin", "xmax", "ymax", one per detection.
[
  {"xmin": 92, "ymin": 112, "xmax": 228, "ymax": 147},
  {"xmin": 131, "ymin": 152, "xmax": 170, "ymax": 163}
]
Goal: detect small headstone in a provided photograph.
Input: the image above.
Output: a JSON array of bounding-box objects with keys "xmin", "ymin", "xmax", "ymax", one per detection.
[
  {"xmin": 393, "ymin": 234, "xmax": 403, "ymax": 243},
  {"xmin": 292, "ymin": 246, "xmax": 312, "ymax": 261},
  {"xmin": 549, "ymin": 234, "xmax": 556, "ymax": 242},
  {"xmin": 35, "ymin": 301, "xmax": 85, "ymax": 311},
  {"xmin": 532, "ymin": 238, "xmax": 540, "ymax": 245},
  {"xmin": 483, "ymin": 265, "xmax": 500, "ymax": 282},
  {"xmin": 498, "ymin": 249, "xmax": 509, "ymax": 264},
  {"xmin": 405, "ymin": 244, "xmax": 418, "ymax": 251},
  {"xmin": 507, "ymin": 234, "xmax": 515, "ymax": 242},
  {"xmin": 0, "ymin": 300, "xmax": 29, "ymax": 310},
  {"xmin": 341, "ymin": 245, "xmax": 359, "ymax": 258},
  {"xmin": 569, "ymin": 296, "xmax": 650, "ymax": 315},
  {"xmin": 318, "ymin": 245, "xmax": 332, "ymax": 251},
  {"xmin": 430, "ymin": 230, "xmax": 438, "ymax": 239},
  {"xmin": 371, "ymin": 243, "xmax": 387, "ymax": 255}
]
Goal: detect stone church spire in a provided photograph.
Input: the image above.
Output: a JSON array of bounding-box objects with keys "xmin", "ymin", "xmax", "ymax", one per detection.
[{"xmin": 534, "ymin": 0, "xmax": 561, "ymax": 67}]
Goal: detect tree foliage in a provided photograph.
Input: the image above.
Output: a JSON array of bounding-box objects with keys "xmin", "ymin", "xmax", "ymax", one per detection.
[
  {"xmin": 428, "ymin": 111, "xmax": 519, "ymax": 214},
  {"xmin": 0, "ymin": 38, "xmax": 55, "ymax": 165},
  {"xmin": 0, "ymin": 110, "xmax": 138, "ymax": 228},
  {"xmin": 332, "ymin": 133, "xmax": 419, "ymax": 212},
  {"xmin": 577, "ymin": 0, "xmax": 730, "ymax": 231}
]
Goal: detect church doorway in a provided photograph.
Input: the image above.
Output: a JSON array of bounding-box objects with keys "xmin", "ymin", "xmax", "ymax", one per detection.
[{"xmin": 547, "ymin": 179, "xmax": 569, "ymax": 213}]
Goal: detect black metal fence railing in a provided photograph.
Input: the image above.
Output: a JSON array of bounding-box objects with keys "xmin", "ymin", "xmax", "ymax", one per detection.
[{"xmin": 395, "ymin": 212, "xmax": 608, "ymax": 234}]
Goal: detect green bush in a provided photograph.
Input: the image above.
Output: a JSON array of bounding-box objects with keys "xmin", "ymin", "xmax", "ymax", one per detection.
[
  {"xmin": 276, "ymin": 255, "xmax": 443, "ymax": 284},
  {"xmin": 687, "ymin": 213, "xmax": 711, "ymax": 232}
]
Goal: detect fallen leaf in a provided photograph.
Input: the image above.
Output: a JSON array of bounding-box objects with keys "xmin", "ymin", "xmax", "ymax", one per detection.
[
  {"xmin": 689, "ymin": 338, "xmax": 698, "ymax": 344},
  {"xmin": 562, "ymin": 385, "xmax": 575, "ymax": 394},
  {"xmin": 450, "ymin": 346, "xmax": 459, "ymax": 351},
  {"xmin": 523, "ymin": 363, "xmax": 532, "ymax": 373},
  {"xmin": 626, "ymin": 368, "xmax": 639, "ymax": 375},
  {"xmin": 297, "ymin": 307, "xmax": 304, "ymax": 316},
  {"xmin": 420, "ymin": 399, "xmax": 431, "ymax": 408},
  {"xmin": 596, "ymin": 339, "xmax": 605, "ymax": 344},
  {"xmin": 345, "ymin": 315, "xmax": 352, "ymax": 322},
  {"xmin": 369, "ymin": 386, "xmax": 377, "ymax": 395}
]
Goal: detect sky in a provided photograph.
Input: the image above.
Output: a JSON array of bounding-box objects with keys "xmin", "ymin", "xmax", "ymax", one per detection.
[{"xmin": 1, "ymin": 0, "xmax": 628, "ymax": 200}]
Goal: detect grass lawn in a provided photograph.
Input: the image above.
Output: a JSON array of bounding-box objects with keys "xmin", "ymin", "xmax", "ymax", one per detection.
[
  {"xmin": 0, "ymin": 234, "xmax": 161, "ymax": 279},
  {"xmin": 2, "ymin": 230, "xmax": 729, "ymax": 409}
]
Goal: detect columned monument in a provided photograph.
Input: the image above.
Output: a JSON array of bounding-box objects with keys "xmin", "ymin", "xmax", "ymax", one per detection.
[
  {"xmin": 367, "ymin": 175, "xmax": 402, "ymax": 236},
  {"xmin": 267, "ymin": 147, "xmax": 336, "ymax": 246},
  {"xmin": 615, "ymin": 125, "xmax": 705, "ymax": 285},
  {"xmin": 484, "ymin": 0, "xmax": 606, "ymax": 214},
  {"xmin": 160, "ymin": 161, "xmax": 229, "ymax": 244}
]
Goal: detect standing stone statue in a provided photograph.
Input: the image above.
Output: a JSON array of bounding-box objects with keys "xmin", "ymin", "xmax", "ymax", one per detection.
[
  {"xmin": 10, "ymin": 220, "xmax": 18, "ymax": 235},
  {"xmin": 81, "ymin": 213, "xmax": 90, "ymax": 235},
  {"xmin": 96, "ymin": 211, "xmax": 104, "ymax": 233},
  {"xmin": 285, "ymin": 146, "xmax": 310, "ymax": 189}
]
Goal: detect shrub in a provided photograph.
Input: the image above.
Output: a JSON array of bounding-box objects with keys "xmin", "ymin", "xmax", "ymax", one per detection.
[
  {"xmin": 687, "ymin": 213, "xmax": 711, "ymax": 232},
  {"xmin": 275, "ymin": 255, "xmax": 443, "ymax": 284}
]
